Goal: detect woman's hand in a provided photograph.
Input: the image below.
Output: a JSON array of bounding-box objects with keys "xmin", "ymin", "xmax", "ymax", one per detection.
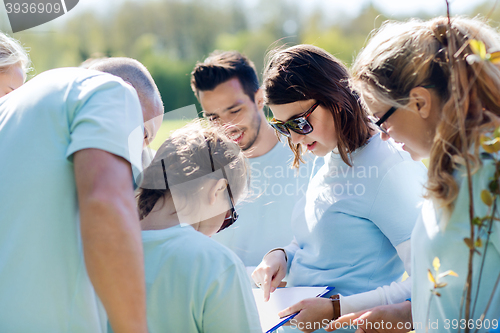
[
  {"xmin": 251, "ymin": 249, "xmax": 287, "ymax": 301},
  {"xmin": 278, "ymin": 297, "xmax": 334, "ymax": 333},
  {"xmin": 325, "ymin": 301, "xmax": 412, "ymax": 333}
]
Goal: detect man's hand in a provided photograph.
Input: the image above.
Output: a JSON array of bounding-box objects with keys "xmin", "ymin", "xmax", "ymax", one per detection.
[{"xmin": 75, "ymin": 148, "xmax": 148, "ymax": 333}]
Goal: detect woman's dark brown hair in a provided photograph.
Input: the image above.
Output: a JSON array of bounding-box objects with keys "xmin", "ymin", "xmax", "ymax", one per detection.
[{"xmin": 263, "ymin": 44, "xmax": 372, "ymax": 168}]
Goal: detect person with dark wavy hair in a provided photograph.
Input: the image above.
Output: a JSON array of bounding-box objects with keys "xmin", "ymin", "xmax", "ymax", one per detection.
[{"xmin": 252, "ymin": 44, "xmax": 427, "ymax": 333}]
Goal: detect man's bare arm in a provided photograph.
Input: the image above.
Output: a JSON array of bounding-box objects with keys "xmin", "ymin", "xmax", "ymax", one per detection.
[{"xmin": 74, "ymin": 148, "xmax": 147, "ymax": 333}]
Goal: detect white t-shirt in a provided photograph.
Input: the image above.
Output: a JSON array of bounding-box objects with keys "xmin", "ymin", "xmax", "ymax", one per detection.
[{"xmin": 212, "ymin": 140, "xmax": 310, "ymax": 266}]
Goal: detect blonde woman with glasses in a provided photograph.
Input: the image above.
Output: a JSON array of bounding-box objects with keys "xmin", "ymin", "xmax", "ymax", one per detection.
[{"xmin": 328, "ymin": 16, "xmax": 500, "ymax": 333}]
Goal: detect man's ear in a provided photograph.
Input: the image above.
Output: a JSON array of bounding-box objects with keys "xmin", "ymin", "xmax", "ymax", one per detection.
[
  {"xmin": 208, "ymin": 179, "xmax": 228, "ymax": 205},
  {"xmin": 254, "ymin": 88, "xmax": 265, "ymax": 110},
  {"xmin": 409, "ymin": 87, "xmax": 432, "ymax": 119}
]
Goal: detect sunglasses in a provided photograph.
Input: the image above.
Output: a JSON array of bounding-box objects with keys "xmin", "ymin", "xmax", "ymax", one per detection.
[
  {"xmin": 368, "ymin": 106, "xmax": 397, "ymax": 135},
  {"xmin": 206, "ymin": 140, "xmax": 239, "ymax": 233},
  {"xmin": 269, "ymin": 102, "xmax": 320, "ymax": 137}
]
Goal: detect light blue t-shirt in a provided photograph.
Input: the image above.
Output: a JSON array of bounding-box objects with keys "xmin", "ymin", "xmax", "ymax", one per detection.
[
  {"xmin": 412, "ymin": 153, "xmax": 500, "ymax": 332},
  {"xmin": 0, "ymin": 68, "xmax": 144, "ymax": 332},
  {"xmin": 141, "ymin": 224, "xmax": 262, "ymax": 333},
  {"xmin": 281, "ymin": 135, "xmax": 427, "ymax": 332},
  {"xmin": 212, "ymin": 140, "xmax": 310, "ymax": 266}
]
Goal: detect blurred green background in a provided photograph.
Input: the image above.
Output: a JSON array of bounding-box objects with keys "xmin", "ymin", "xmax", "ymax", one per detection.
[{"xmin": 2, "ymin": 0, "xmax": 500, "ymax": 148}]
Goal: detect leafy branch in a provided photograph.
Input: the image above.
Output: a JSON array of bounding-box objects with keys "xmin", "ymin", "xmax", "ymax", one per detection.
[
  {"xmin": 432, "ymin": 2, "xmax": 500, "ymax": 332},
  {"xmin": 426, "ymin": 257, "xmax": 458, "ymax": 333}
]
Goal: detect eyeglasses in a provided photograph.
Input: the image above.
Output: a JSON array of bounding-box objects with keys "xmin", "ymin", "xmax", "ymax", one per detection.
[
  {"xmin": 269, "ymin": 102, "xmax": 320, "ymax": 137},
  {"xmin": 206, "ymin": 140, "xmax": 239, "ymax": 233},
  {"xmin": 369, "ymin": 85, "xmax": 437, "ymax": 135},
  {"xmin": 368, "ymin": 106, "xmax": 397, "ymax": 135}
]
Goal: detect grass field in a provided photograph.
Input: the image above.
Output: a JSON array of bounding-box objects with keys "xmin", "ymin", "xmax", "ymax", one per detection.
[{"xmin": 148, "ymin": 119, "xmax": 195, "ymax": 151}]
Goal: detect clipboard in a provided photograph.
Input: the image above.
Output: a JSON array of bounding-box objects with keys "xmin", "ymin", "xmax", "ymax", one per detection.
[{"xmin": 252, "ymin": 286, "xmax": 335, "ymax": 333}]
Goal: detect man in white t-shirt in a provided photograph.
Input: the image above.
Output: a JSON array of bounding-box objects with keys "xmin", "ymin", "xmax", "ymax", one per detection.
[
  {"xmin": 0, "ymin": 58, "xmax": 163, "ymax": 333},
  {"xmin": 190, "ymin": 51, "xmax": 310, "ymax": 267}
]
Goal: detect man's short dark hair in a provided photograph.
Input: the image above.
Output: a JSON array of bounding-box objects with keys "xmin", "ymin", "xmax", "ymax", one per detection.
[{"xmin": 190, "ymin": 50, "xmax": 260, "ymax": 102}]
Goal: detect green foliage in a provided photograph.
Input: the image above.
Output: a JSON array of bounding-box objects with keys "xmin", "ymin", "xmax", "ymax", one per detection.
[
  {"xmin": 427, "ymin": 257, "xmax": 458, "ymax": 296},
  {"xmin": 215, "ymin": 30, "xmax": 279, "ymax": 75},
  {"xmin": 144, "ymin": 56, "xmax": 198, "ymax": 114},
  {"xmin": 301, "ymin": 26, "xmax": 366, "ymax": 65},
  {"xmin": 6, "ymin": 0, "xmax": 495, "ymax": 112},
  {"xmin": 150, "ymin": 119, "xmax": 193, "ymax": 151}
]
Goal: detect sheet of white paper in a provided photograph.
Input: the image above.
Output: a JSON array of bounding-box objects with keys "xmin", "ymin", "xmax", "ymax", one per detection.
[{"xmin": 252, "ymin": 286, "xmax": 328, "ymax": 333}]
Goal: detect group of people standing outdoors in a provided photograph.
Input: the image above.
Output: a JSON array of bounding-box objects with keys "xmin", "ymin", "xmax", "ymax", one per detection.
[{"xmin": 0, "ymin": 14, "xmax": 499, "ymax": 333}]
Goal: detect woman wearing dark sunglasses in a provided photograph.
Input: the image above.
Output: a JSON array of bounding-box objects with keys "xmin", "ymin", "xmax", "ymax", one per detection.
[
  {"xmin": 135, "ymin": 120, "xmax": 262, "ymax": 333},
  {"xmin": 252, "ymin": 44, "xmax": 427, "ymax": 333}
]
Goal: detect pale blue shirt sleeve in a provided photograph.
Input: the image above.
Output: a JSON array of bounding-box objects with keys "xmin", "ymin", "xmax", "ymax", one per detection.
[
  {"xmin": 368, "ymin": 160, "xmax": 427, "ymax": 247},
  {"xmin": 203, "ymin": 261, "xmax": 262, "ymax": 333},
  {"xmin": 283, "ymin": 238, "xmax": 300, "ymax": 273},
  {"xmin": 65, "ymin": 74, "xmax": 144, "ymax": 173}
]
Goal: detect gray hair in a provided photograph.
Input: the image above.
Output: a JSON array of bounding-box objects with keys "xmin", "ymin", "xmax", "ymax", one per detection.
[{"xmin": 89, "ymin": 57, "xmax": 163, "ymax": 112}]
